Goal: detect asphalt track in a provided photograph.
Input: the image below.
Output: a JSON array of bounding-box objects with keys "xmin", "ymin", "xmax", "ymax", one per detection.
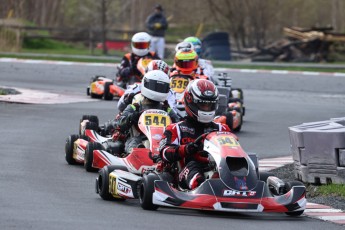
[{"xmin": 0, "ymin": 61, "xmax": 345, "ymax": 230}]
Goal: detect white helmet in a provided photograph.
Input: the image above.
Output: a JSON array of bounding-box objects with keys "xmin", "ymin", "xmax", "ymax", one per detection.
[
  {"xmin": 131, "ymin": 32, "xmax": 151, "ymax": 56},
  {"xmin": 141, "ymin": 70, "xmax": 170, "ymax": 102},
  {"xmin": 145, "ymin": 60, "xmax": 170, "ymax": 75},
  {"xmin": 175, "ymin": 41, "xmax": 194, "ymax": 53}
]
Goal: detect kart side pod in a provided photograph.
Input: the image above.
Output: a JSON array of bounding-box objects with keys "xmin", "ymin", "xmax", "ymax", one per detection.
[{"xmin": 96, "ymin": 169, "xmax": 142, "ymax": 199}]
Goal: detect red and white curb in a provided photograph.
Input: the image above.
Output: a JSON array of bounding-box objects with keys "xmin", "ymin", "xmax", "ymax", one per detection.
[
  {"xmin": 305, "ymin": 203, "xmax": 345, "ymax": 225},
  {"xmin": 259, "ymin": 156, "xmax": 345, "ymax": 226},
  {"xmin": 0, "ymin": 86, "xmax": 94, "ymax": 104},
  {"xmin": 1, "ymin": 57, "xmax": 345, "ymax": 77},
  {"xmin": 259, "ymin": 156, "xmax": 293, "ymax": 171}
]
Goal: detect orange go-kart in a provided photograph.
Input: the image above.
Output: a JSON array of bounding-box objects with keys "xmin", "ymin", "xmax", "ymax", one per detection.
[{"xmin": 86, "ymin": 57, "xmax": 153, "ymax": 100}]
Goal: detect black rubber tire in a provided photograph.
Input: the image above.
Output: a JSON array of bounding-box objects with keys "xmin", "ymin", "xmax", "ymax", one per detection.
[
  {"xmin": 90, "ymin": 92, "xmax": 103, "ymax": 99},
  {"xmin": 85, "ymin": 121, "xmax": 99, "ymax": 132},
  {"xmin": 84, "ymin": 142, "xmax": 104, "ymax": 172},
  {"xmin": 79, "ymin": 115, "xmax": 99, "ymax": 135},
  {"xmin": 139, "ymin": 173, "xmax": 159, "ymax": 210},
  {"xmin": 81, "ymin": 115, "xmax": 99, "ymax": 126},
  {"xmin": 284, "ymin": 181, "xmax": 305, "ymax": 216},
  {"xmin": 86, "ymin": 87, "xmax": 90, "ymax": 96},
  {"xmin": 97, "ymin": 165, "xmax": 128, "ymax": 201},
  {"xmin": 65, "ymin": 134, "xmax": 79, "ymax": 165},
  {"xmin": 225, "ymin": 112, "xmax": 234, "ymax": 130},
  {"xmin": 259, "ymin": 171, "xmax": 275, "ymax": 182},
  {"xmin": 233, "ymin": 114, "xmax": 242, "ymax": 132},
  {"xmin": 104, "ymin": 82, "xmax": 114, "ymax": 101}
]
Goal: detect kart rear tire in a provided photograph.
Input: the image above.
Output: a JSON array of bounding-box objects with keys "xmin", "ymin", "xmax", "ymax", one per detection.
[
  {"xmin": 284, "ymin": 181, "xmax": 305, "ymax": 217},
  {"xmin": 65, "ymin": 134, "xmax": 79, "ymax": 165},
  {"xmin": 140, "ymin": 173, "xmax": 159, "ymax": 210},
  {"xmin": 104, "ymin": 82, "xmax": 114, "ymax": 101},
  {"xmin": 97, "ymin": 165, "xmax": 128, "ymax": 201},
  {"xmin": 80, "ymin": 115, "xmax": 99, "ymax": 135},
  {"xmin": 85, "ymin": 121, "xmax": 99, "ymax": 131},
  {"xmin": 225, "ymin": 112, "xmax": 233, "ymax": 130},
  {"xmin": 84, "ymin": 142, "xmax": 104, "ymax": 172},
  {"xmin": 81, "ymin": 115, "xmax": 99, "ymax": 126}
]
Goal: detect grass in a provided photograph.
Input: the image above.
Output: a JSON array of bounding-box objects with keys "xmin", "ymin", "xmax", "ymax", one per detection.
[
  {"xmin": 1, "ymin": 37, "xmax": 344, "ymax": 73},
  {"xmin": 318, "ymin": 184, "xmax": 345, "ymax": 197},
  {"xmin": 215, "ymin": 63, "xmax": 345, "ymax": 73}
]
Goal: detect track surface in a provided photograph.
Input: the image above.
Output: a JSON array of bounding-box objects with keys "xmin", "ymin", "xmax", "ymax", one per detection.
[{"xmin": 1, "ymin": 62, "xmax": 345, "ymax": 230}]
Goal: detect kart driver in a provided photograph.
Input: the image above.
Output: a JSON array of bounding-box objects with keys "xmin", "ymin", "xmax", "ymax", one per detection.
[
  {"xmin": 117, "ymin": 70, "xmax": 179, "ymax": 154},
  {"xmin": 117, "ymin": 32, "xmax": 160, "ymax": 85},
  {"xmin": 159, "ymin": 79, "xmax": 230, "ymax": 190},
  {"xmin": 117, "ymin": 60, "xmax": 176, "ymax": 113},
  {"xmin": 183, "ymin": 36, "xmax": 215, "ymax": 81}
]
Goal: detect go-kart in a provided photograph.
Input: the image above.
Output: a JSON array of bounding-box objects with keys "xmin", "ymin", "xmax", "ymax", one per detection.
[
  {"xmin": 139, "ymin": 131, "xmax": 306, "ymax": 216},
  {"xmin": 94, "ymin": 109, "xmax": 171, "ymax": 200},
  {"xmin": 86, "ymin": 57, "xmax": 153, "ymax": 100},
  {"xmin": 170, "ymin": 73, "xmax": 243, "ymax": 132},
  {"xmin": 65, "ymin": 115, "xmax": 121, "ymax": 172}
]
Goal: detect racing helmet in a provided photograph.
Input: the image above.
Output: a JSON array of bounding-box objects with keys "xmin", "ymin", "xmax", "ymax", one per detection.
[
  {"xmin": 184, "ymin": 79, "xmax": 219, "ymax": 123},
  {"xmin": 175, "ymin": 41, "xmax": 194, "ymax": 53},
  {"xmin": 184, "ymin": 37, "xmax": 202, "ymax": 56},
  {"xmin": 131, "ymin": 32, "xmax": 151, "ymax": 56},
  {"xmin": 174, "ymin": 49, "xmax": 198, "ymax": 74},
  {"xmin": 146, "ymin": 60, "xmax": 170, "ymax": 75},
  {"xmin": 141, "ymin": 70, "xmax": 170, "ymax": 102}
]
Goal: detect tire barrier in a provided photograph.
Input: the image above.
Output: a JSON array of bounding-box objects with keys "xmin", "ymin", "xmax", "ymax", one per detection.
[
  {"xmin": 201, "ymin": 32, "xmax": 231, "ymax": 61},
  {"xmin": 289, "ymin": 117, "xmax": 345, "ymax": 184}
]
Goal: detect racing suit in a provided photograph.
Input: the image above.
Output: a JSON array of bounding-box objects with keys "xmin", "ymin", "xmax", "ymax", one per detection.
[
  {"xmin": 117, "ymin": 83, "xmax": 177, "ymax": 114},
  {"xmin": 118, "ymin": 52, "xmax": 160, "ymax": 84},
  {"xmin": 159, "ymin": 117, "xmax": 230, "ymax": 190},
  {"xmin": 117, "ymin": 94, "xmax": 179, "ymax": 154}
]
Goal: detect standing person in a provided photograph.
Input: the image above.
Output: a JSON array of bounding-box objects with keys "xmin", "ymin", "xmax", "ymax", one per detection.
[{"xmin": 145, "ymin": 4, "xmax": 168, "ymax": 59}]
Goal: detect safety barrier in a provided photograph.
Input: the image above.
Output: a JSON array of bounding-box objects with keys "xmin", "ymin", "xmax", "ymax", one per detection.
[{"xmin": 289, "ymin": 117, "xmax": 345, "ymax": 184}]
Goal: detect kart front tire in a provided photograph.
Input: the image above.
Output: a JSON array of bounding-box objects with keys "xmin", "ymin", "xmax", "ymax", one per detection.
[
  {"xmin": 284, "ymin": 181, "xmax": 305, "ymax": 217},
  {"xmin": 97, "ymin": 165, "xmax": 128, "ymax": 201},
  {"xmin": 140, "ymin": 173, "xmax": 159, "ymax": 210},
  {"xmin": 65, "ymin": 134, "xmax": 79, "ymax": 165},
  {"xmin": 84, "ymin": 142, "xmax": 104, "ymax": 172}
]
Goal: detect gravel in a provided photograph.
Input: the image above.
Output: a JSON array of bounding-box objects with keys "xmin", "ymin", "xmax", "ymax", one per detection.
[{"xmin": 269, "ymin": 163, "xmax": 345, "ymax": 211}]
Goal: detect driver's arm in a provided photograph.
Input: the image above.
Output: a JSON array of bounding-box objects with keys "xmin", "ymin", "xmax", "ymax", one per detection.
[
  {"xmin": 117, "ymin": 104, "xmax": 139, "ymax": 132},
  {"xmin": 159, "ymin": 123, "xmax": 186, "ymax": 163}
]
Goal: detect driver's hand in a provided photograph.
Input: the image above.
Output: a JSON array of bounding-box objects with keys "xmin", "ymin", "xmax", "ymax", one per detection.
[
  {"xmin": 185, "ymin": 142, "xmax": 203, "ymax": 156},
  {"xmin": 129, "ymin": 111, "xmax": 140, "ymax": 124}
]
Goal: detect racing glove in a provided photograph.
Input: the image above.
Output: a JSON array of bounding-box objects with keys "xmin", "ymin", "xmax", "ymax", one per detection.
[
  {"xmin": 154, "ymin": 23, "xmax": 162, "ymax": 29},
  {"xmin": 129, "ymin": 111, "xmax": 140, "ymax": 124},
  {"xmin": 185, "ymin": 142, "xmax": 203, "ymax": 156},
  {"xmin": 120, "ymin": 67, "xmax": 131, "ymax": 78}
]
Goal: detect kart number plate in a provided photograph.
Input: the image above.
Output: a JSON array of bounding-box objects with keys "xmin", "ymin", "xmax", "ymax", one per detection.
[
  {"xmin": 170, "ymin": 77, "xmax": 189, "ymax": 93},
  {"xmin": 143, "ymin": 114, "xmax": 171, "ymax": 127},
  {"xmin": 141, "ymin": 58, "xmax": 152, "ymax": 68},
  {"xmin": 217, "ymin": 136, "xmax": 239, "ymax": 147}
]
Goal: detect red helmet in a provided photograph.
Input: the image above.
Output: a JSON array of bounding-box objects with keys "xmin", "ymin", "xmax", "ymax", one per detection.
[{"xmin": 184, "ymin": 79, "xmax": 219, "ymax": 123}]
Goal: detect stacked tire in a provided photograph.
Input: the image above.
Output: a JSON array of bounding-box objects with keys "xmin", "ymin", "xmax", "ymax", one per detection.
[{"xmin": 202, "ymin": 32, "xmax": 231, "ymax": 61}]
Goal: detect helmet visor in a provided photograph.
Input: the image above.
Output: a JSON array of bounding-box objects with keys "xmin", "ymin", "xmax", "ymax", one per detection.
[
  {"xmin": 143, "ymin": 78, "xmax": 170, "ymax": 93},
  {"xmin": 132, "ymin": 42, "xmax": 150, "ymax": 49},
  {"xmin": 195, "ymin": 100, "xmax": 218, "ymax": 112},
  {"xmin": 175, "ymin": 60, "xmax": 197, "ymax": 70}
]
